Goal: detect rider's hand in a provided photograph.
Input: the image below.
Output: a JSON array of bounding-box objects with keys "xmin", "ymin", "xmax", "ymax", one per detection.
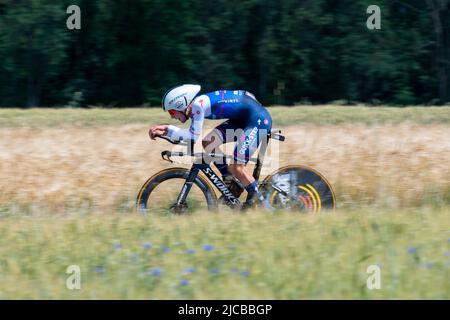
[
  {"xmin": 148, "ymin": 127, "xmax": 156, "ymax": 140},
  {"xmin": 149, "ymin": 127, "xmax": 162, "ymax": 140},
  {"xmin": 149, "ymin": 125, "xmax": 168, "ymax": 140}
]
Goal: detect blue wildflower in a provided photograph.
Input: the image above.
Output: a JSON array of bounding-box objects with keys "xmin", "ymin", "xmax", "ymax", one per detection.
[
  {"xmin": 150, "ymin": 267, "xmax": 162, "ymax": 277},
  {"xmin": 185, "ymin": 249, "xmax": 196, "ymax": 255},
  {"xmin": 161, "ymin": 247, "xmax": 171, "ymax": 253},
  {"xmin": 143, "ymin": 243, "xmax": 153, "ymax": 249},
  {"xmin": 240, "ymin": 271, "xmax": 250, "ymax": 277},
  {"xmin": 209, "ymin": 268, "xmax": 220, "ymax": 274},
  {"xmin": 407, "ymin": 247, "xmax": 417, "ymax": 254},
  {"xmin": 448, "ymin": 238, "xmax": 450, "ymax": 243},
  {"xmin": 444, "ymin": 251, "xmax": 450, "ymax": 257},
  {"xmin": 180, "ymin": 279, "xmax": 189, "ymax": 286},
  {"xmin": 203, "ymin": 244, "xmax": 215, "ymax": 251},
  {"xmin": 113, "ymin": 243, "xmax": 123, "ymax": 249},
  {"xmin": 95, "ymin": 267, "xmax": 106, "ymax": 273},
  {"xmin": 230, "ymin": 268, "xmax": 239, "ymax": 273},
  {"xmin": 183, "ymin": 267, "xmax": 196, "ymax": 274}
]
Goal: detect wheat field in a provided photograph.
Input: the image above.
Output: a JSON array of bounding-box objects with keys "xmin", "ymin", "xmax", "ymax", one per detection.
[{"xmin": 0, "ymin": 122, "xmax": 449, "ymax": 213}]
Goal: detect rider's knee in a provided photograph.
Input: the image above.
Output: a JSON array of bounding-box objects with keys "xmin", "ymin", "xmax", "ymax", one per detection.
[
  {"xmin": 204, "ymin": 130, "xmax": 224, "ymax": 149},
  {"xmin": 202, "ymin": 136, "xmax": 217, "ymax": 150},
  {"xmin": 202, "ymin": 139, "xmax": 210, "ymax": 149},
  {"xmin": 228, "ymin": 163, "xmax": 245, "ymax": 174}
]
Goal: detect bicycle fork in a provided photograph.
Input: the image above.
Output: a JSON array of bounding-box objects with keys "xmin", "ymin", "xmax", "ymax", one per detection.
[{"xmin": 173, "ymin": 166, "xmax": 200, "ymax": 210}]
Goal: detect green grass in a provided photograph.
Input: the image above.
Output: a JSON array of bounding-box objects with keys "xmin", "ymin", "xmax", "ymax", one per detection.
[
  {"xmin": 1, "ymin": 105, "xmax": 449, "ymax": 127},
  {"xmin": 0, "ymin": 207, "xmax": 448, "ymax": 299}
]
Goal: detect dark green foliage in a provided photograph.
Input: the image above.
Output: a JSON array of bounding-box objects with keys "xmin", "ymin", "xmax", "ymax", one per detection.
[{"xmin": 0, "ymin": 0, "xmax": 448, "ymax": 107}]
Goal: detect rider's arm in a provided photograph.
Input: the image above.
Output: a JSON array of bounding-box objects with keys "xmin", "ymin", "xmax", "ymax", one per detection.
[{"xmin": 166, "ymin": 102, "xmax": 205, "ymax": 141}]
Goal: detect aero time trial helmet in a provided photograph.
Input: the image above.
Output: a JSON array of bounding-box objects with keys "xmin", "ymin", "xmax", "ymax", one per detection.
[{"xmin": 162, "ymin": 84, "xmax": 201, "ymax": 114}]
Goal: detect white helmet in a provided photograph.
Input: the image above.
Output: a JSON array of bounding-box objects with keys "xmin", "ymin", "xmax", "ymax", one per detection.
[{"xmin": 162, "ymin": 84, "xmax": 201, "ymax": 113}]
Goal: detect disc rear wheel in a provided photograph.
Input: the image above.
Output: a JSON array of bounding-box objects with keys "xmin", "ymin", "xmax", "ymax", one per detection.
[{"xmin": 259, "ymin": 165, "xmax": 336, "ymax": 213}]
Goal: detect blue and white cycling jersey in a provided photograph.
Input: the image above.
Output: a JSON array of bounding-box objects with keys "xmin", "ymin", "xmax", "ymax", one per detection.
[
  {"xmin": 167, "ymin": 89, "xmax": 272, "ymax": 164},
  {"xmin": 167, "ymin": 90, "xmax": 269, "ymax": 141}
]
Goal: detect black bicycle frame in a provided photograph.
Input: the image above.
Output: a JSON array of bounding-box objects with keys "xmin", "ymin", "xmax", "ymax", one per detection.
[
  {"xmin": 174, "ymin": 133, "xmax": 270, "ymax": 208},
  {"xmin": 174, "ymin": 162, "xmax": 240, "ymax": 208}
]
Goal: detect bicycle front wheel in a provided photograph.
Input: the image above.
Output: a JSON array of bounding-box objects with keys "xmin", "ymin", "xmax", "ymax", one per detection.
[{"xmin": 136, "ymin": 168, "xmax": 218, "ymax": 215}]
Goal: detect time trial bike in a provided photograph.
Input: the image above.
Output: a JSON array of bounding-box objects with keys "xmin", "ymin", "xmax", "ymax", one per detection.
[{"xmin": 136, "ymin": 129, "xmax": 336, "ymax": 215}]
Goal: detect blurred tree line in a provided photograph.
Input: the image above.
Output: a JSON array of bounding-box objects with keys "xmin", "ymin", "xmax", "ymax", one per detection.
[{"xmin": 0, "ymin": 0, "xmax": 448, "ymax": 107}]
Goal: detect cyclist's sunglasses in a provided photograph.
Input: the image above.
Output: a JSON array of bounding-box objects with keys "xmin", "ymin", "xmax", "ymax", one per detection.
[{"xmin": 168, "ymin": 109, "xmax": 177, "ymax": 117}]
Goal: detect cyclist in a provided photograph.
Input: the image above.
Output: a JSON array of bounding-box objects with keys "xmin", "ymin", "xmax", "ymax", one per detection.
[{"xmin": 149, "ymin": 84, "xmax": 272, "ymax": 209}]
